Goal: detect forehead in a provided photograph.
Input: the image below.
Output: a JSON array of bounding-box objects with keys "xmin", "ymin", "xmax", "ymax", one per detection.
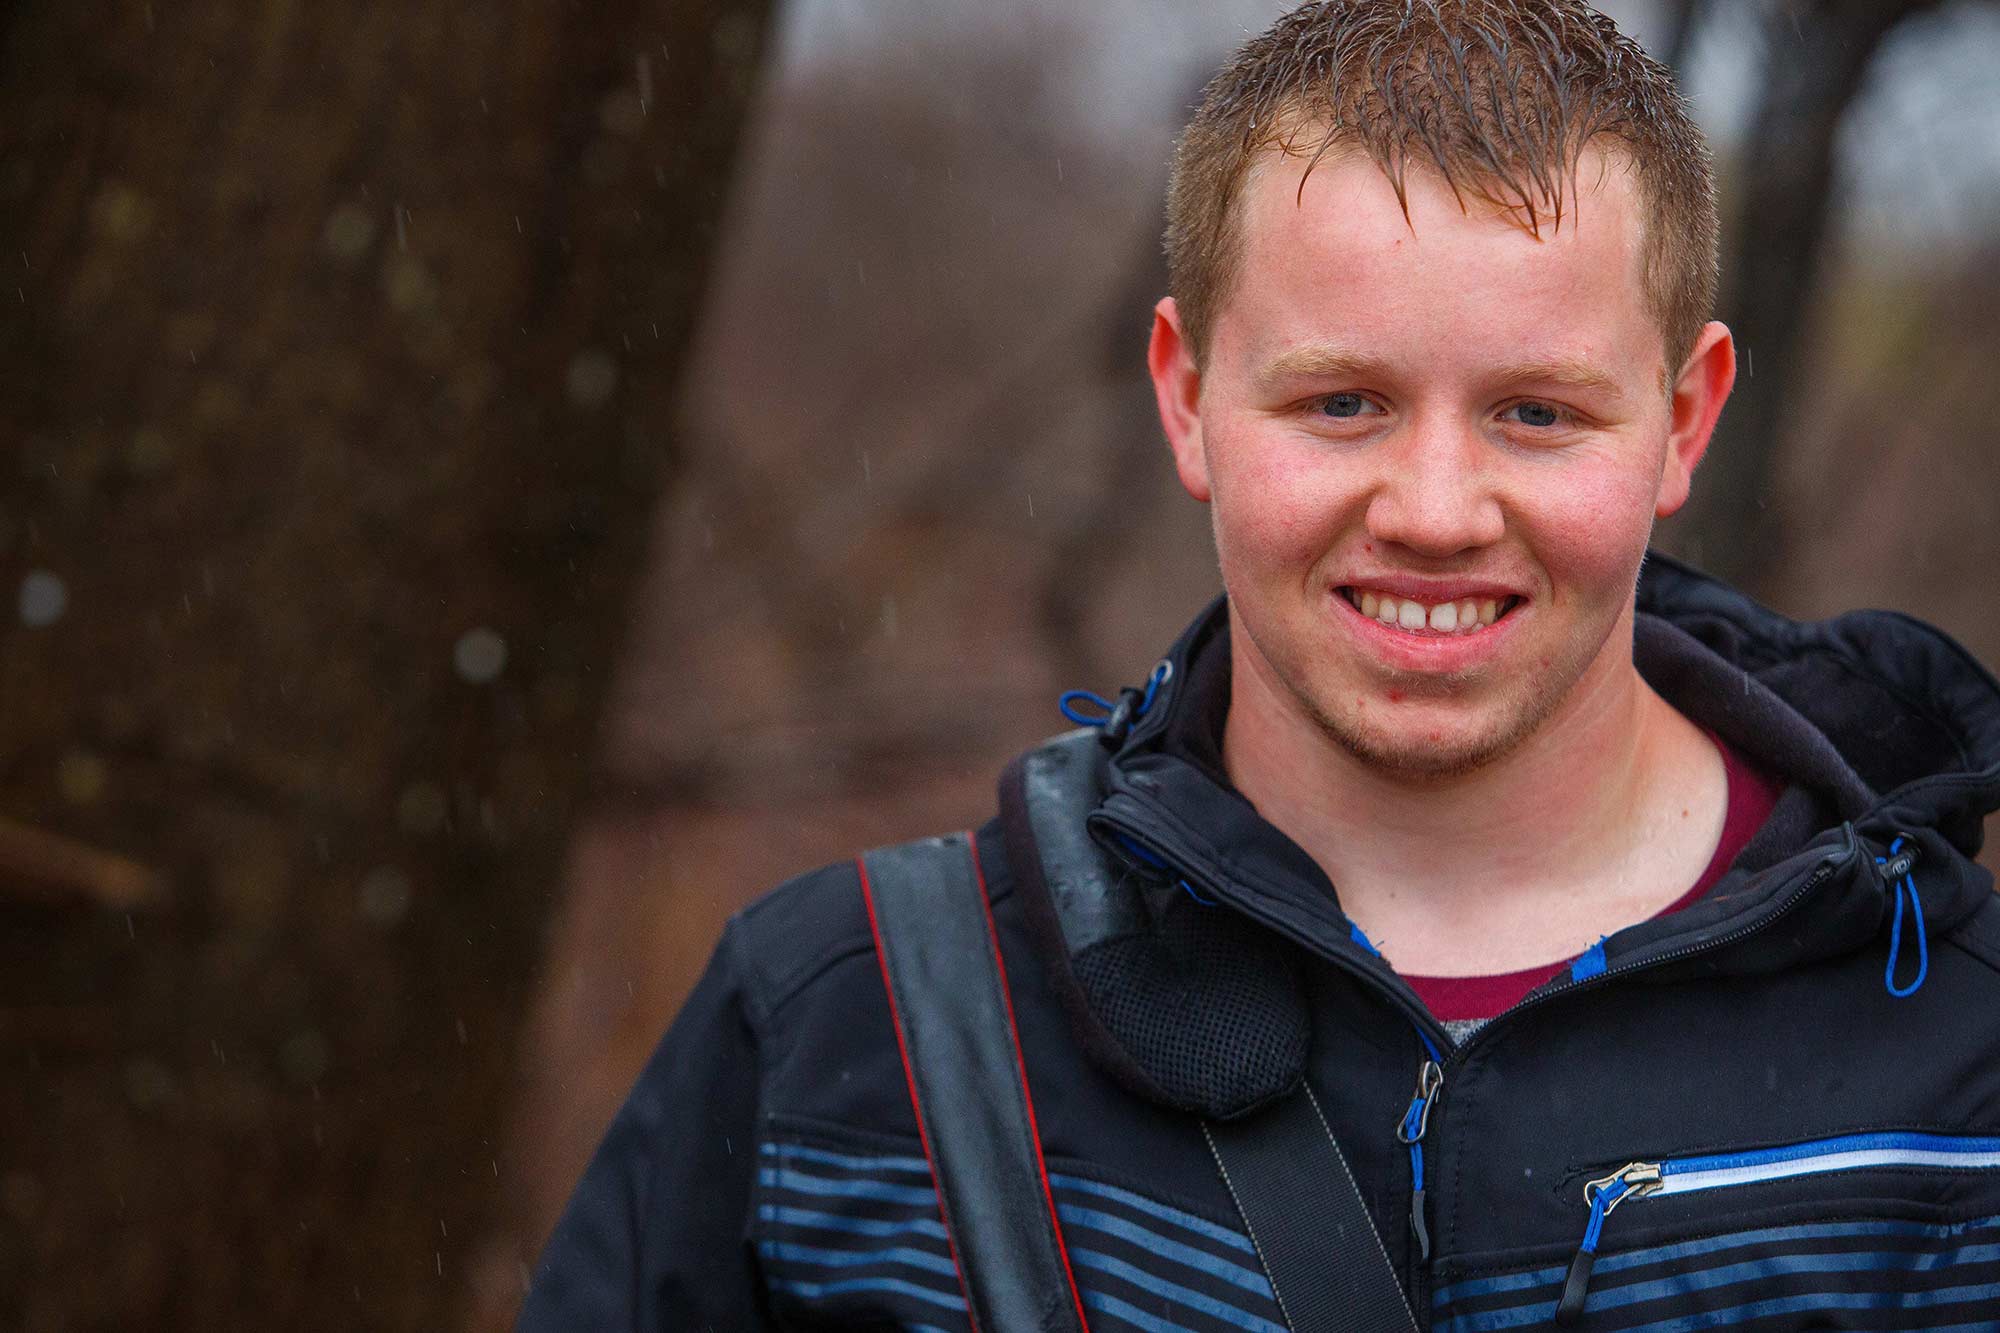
[{"xmin": 1217, "ymin": 142, "xmax": 1659, "ymax": 383}]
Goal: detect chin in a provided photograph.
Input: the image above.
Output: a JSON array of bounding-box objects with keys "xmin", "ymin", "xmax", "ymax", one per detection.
[{"xmin": 1302, "ymin": 681, "xmax": 1566, "ymax": 781}]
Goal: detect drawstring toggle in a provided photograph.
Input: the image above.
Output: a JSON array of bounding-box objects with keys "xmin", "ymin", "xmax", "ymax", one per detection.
[
  {"xmin": 1878, "ymin": 834, "xmax": 1928, "ymax": 999},
  {"xmin": 1059, "ymin": 660, "xmax": 1174, "ymax": 748}
]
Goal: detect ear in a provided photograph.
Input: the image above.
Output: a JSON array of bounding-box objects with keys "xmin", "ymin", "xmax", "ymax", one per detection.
[
  {"xmin": 1655, "ymin": 320, "xmax": 1736, "ymax": 518},
  {"xmin": 1148, "ymin": 297, "xmax": 1211, "ymax": 503}
]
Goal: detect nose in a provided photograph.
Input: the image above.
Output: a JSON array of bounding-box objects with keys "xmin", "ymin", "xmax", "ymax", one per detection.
[{"xmin": 1362, "ymin": 416, "xmax": 1505, "ymax": 558}]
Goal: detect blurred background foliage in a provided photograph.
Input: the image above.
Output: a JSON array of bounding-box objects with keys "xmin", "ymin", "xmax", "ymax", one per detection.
[{"xmin": 2, "ymin": 1, "xmax": 1997, "ymax": 1328}]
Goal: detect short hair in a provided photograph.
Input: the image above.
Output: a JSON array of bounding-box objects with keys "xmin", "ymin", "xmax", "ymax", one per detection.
[{"xmin": 1165, "ymin": 0, "xmax": 1718, "ymax": 381}]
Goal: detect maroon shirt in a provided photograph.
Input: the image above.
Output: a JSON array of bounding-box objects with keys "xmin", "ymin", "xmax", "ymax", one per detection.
[{"xmin": 1405, "ymin": 735, "xmax": 1784, "ymax": 1026}]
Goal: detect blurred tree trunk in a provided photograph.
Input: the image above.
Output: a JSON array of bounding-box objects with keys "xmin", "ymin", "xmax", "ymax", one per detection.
[
  {"xmin": 0, "ymin": 1, "xmax": 770, "ymax": 1329},
  {"xmin": 1664, "ymin": 0, "xmax": 1938, "ymax": 591}
]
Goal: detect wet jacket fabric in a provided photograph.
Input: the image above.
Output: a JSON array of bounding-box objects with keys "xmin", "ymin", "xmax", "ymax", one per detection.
[{"xmin": 518, "ymin": 554, "xmax": 2000, "ymax": 1332}]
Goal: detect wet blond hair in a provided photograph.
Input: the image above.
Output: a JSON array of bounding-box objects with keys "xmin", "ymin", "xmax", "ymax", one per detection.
[{"xmin": 1166, "ymin": 0, "xmax": 1718, "ymax": 378}]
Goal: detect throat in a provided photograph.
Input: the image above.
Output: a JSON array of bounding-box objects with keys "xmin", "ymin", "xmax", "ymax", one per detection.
[{"xmin": 1227, "ymin": 662, "xmax": 1723, "ymax": 976}]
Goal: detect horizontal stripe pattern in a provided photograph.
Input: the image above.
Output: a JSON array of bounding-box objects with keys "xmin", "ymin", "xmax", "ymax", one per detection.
[
  {"xmin": 1434, "ymin": 1211, "xmax": 2000, "ymax": 1333},
  {"xmin": 755, "ymin": 1139, "xmax": 1284, "ymax": 1333},
  {"xmin": 1660, "ymin": 1133, "xmax": 2000, "ymax": 1196}
]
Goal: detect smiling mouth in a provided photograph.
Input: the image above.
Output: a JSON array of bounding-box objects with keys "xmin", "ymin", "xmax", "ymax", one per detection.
[{"xmin": 1338, "ymin": 587, "xmax": 1524, "ymax": 636}]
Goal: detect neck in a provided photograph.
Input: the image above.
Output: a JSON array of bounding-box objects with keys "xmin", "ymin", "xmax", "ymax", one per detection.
[{"xmin": 1223, "ymin": 607, "xmax": 1710, "ymax": 971}]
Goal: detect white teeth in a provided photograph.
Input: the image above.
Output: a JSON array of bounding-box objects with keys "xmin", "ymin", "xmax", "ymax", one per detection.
[{"xmin": 1349, "ymin": 589, "xmax": 1512, "ymax": 635}]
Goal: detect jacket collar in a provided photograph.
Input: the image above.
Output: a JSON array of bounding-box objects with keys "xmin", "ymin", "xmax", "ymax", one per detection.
[{"xmin": 1086, "ymin": 553, "xmax": 2000, "ymax": 985}]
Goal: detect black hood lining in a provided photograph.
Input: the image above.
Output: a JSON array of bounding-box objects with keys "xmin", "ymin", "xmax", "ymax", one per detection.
[
  {"xmin": 1632, "ymin": 613, "xmax": 1870, "ymax": 827},
  {"xmin": 1638, "ymin": 552, "xmax": 2000, "ymax": 806}
]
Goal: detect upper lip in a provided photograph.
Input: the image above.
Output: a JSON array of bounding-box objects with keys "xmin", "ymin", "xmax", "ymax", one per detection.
[{"xmin": 1336, "ymin": 575, "xmax": 1528, "ymax": 604}]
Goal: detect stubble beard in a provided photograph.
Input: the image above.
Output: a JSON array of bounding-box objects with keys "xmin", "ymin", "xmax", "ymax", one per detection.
[{"xmin": 1291, "ymin": 641, "xmax": 1598, "ymax": 783}]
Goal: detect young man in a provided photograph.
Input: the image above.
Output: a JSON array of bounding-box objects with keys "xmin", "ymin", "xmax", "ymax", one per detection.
[{"xmin": 520, "ymin": 3, "xmax": 2000, "ymax": 1329}]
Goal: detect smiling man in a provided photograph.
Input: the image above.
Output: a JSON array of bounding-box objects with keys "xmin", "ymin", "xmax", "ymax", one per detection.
[
  {"xmin": 521, "ymin": 4, "xmax": 2000, "ymax": 1330},
  {"xmin": 1151, "ymin": 134, "xmax": 1738, "ymax": 984}
]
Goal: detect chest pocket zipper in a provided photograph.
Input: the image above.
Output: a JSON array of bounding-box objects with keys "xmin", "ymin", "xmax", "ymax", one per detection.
[{"xmin": 1555, "ymin": 1131, "xmax": 2000, "ymax": 1323}]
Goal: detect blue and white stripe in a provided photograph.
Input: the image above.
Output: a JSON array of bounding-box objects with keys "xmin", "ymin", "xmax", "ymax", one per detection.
[
  {"xmin": 1436, "ymin": 1211, "xmax": 2000, "ymax": 1332},
  {"xmin": 754, "ymin": 1139, "xmax": 1286, "ymax": 1333},
  {"xmin": 1649, "ymin": 1132, "xmax": 2000, "ymax": 1197}
]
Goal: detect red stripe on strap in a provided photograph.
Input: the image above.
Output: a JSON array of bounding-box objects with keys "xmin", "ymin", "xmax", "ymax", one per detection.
[
  {"xmin": 964, "ymin": 829, "xmax": 1093, "ymax": 1332},
  {"xmin": 856, "ymin": 853, "xmax": 980, "ymax": 1329}
]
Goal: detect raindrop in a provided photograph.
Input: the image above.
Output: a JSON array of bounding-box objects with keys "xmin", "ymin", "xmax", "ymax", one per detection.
[
  {"xmin": 125, "ymin": 427, "xmax": 176, "ymax": 478},
  {"xmin": 321, "ymin": 203, "xmax": 377, "ymax": 263},
  {"xmin": 397, "ymin": 781, "xmax": 448, "ymax": 835},
  {"xmin": 89, "ymin": 182, "xmax": 153, "ymax": 243},
  {"xmin": 56, "ymin": 749, "xmax": 107, "ymax": 804},
  {"xmin": 453, "ymin": 627, "xmax": 507, "ymax": 683},
  {"xmin": 18, "ymin": 569, "xmax": 66, "ymax": 626},
  {"xmin": 123, "ymin": 1057, "xmax": 177, "ymax": 1109},
  {"xmin": 383, "ymin": 254, "xmax": 439, "ymax": 314},
  {"xmin": 358, "ymin": 865, "xmax": 413, "ymax": 926},
  {"xmin": 279, "ymin": 1030, "xmax": 332, "ymax": 1085},
  {"xmin": 599, "ymin": 88, "xmax": 645, "ymax": 137},
  {"xmin": 565, "ymin": 349, "xmax": 618, "ymax": 409}
]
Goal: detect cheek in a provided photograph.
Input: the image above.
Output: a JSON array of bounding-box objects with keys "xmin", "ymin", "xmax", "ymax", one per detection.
[
  {"xmin": 1209, "ymin": 439, "xmax": 1355, "ymax": 571},
  {"xmin": 1520, "ymin": 450, "xmax": 1662, "ymax": 593}
]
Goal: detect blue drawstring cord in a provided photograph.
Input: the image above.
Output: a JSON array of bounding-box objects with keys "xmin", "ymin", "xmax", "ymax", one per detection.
[
  {"xmin": 1352, "ymin": 920, "xmax": 1450, "ymax": 1260},
  {"xmin": 1580, "ymin": 1177, "xmax": 1632, "ymax": 1256},
  {"xmin": 1059, "ymin": 660, "xmax": 1174, "ymax": 739},
  {"xmin": 1397, "ymin": 1028, "xmax": 1445, "ymax": 1260},
  {"xmin": 1879, "ymin": 835, "xmax": 1928, "ymax": 998}
]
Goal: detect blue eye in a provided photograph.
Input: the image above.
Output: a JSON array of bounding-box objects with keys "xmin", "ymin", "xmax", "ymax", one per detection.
[
  {"xmin": 1321, "ymin": 393, "xmax": 1372, "ymax": 419},
  {"xmin": 1509, "ymin": 401, "xmax": 1563, "ymax": 428}
]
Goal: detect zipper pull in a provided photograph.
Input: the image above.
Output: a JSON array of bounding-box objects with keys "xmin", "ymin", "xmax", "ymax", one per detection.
[
  {"xmin": 1395, "ymin": 1059, "xmax": 1444, "ymax": 1261},
  {"xmin": 1555, "ymin": 1162, "xmax": 1661, "ymax": 1325}
]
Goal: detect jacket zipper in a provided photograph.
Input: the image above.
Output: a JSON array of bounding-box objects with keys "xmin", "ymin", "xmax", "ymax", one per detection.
[
  {"xmin": 1442, "ymin": 835, "xmax": 1854, "ymax": 1076},
  {"xmin": 1397, "ymin": 1053, "xmax": 1445, "ymax": 1266},
  {"xmin": 1100, "ymin": 816, "xmax": 1859, "ymax": 1326},
  {"xmin": 1554, "ymin": 1131, "xmax": 2000, "ymax": 1323}
]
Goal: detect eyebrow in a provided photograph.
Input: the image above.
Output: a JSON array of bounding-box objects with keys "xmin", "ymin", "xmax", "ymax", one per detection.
[
  {"xmin": 1254, "ymin": 345, "xmax": 1625, "ymax": 400},
  {"xmin": 1495, "ymin": 357, "xmax": 1625, "ymax": 398},
  {"xmin": 1254, "ymin": 345, "xmax": 1385, "ymax": 392}
]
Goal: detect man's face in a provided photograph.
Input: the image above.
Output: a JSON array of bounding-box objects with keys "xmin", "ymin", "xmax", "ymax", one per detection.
[{"xmin": 1151, "ymin": 146, "xmax": 1730, "ymax": 778}]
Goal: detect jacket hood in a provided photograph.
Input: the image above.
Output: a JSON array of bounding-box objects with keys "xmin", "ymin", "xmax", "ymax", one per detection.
[
  {"xmin": 1002, "ymin": 554, "xmax": 2000, "ymax": 1115},
  {"xmin": 1635, "ymin": 551, "xmax": 2000, "ymax": 852}
]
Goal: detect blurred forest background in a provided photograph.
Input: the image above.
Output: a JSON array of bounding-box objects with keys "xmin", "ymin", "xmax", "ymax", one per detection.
[{"xmin": 4, "ymin": 0, "xmax": 1999, "ymax": 1328}]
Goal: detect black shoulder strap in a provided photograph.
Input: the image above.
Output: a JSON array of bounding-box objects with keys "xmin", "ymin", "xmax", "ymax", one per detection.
[
  {"xmin": 1204, "ymin": 1083, "xmax": 1419, "ymax": 1332},
  {"xmin": 858, "ymin": 832, "xmax": 1091, "ymax": 1333}
]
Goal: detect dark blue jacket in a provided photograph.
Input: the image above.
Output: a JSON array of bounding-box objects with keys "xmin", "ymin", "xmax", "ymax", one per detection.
[{"xmin": 520, "ymin": 556, "xmax": 2000, "ymax": 1331}]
